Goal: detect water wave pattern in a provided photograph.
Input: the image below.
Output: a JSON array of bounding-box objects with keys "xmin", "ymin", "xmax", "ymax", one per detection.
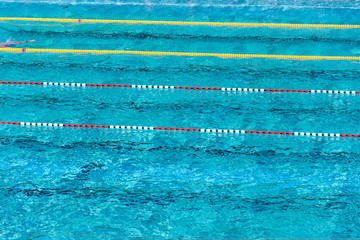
[
  {"xmin": 1, "ymin": 0, "xmax": 360, "ymax": 239},
  {"xmin": 1, "ymin": 0, "xmax": 360, "ymax": 9}
]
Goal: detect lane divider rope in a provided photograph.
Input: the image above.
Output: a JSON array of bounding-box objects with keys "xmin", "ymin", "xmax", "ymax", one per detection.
[
  {"xmin": 1, "ymin": 17, "xmax": 359, "ymax": 29},
  {"xmin": 1, "ymin": 48, "xmax": 360, "ymax": 60},
  {"xmin": 1, "ymin": 81, "xmax": 359, "ymax": 95},
  {"xmin": 1, "ymin": 121, "xmax": 358, "ymax": 138}
]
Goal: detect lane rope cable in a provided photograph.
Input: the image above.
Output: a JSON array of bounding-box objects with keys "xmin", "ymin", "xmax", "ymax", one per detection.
[
  {"xmin": 1, "ymin": 121, "xmax": 358, "ymax": 138},
  {"xmin": 1, "ymin": 17, "xmax": 360, "ymax": 28},
  {"xmin": 1, "ymin": 48, "xmax": 360, "ymax": 60},
  {"xmin": 1, "ymin": 81, "xmax": 359, "ymax": 95}
]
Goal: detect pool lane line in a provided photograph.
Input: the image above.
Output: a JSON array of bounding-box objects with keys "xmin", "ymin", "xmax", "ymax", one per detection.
[
  {"xmin": 1, "ymin": 121, "xmax": 358, "ymax": 138},
  {"xmin": 1, "ymin": 17, "xmax": 360, "ymax": 28},
  {"xmin": 1, "ymin": 48, "xmax": 360, "ymax": 60},
  {"xmin": 1, "ymin": 81, "xmax": 359, "ymax": 95}
]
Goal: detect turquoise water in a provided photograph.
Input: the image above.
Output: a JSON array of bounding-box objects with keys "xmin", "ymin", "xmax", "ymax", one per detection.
[{"xmin": 0, "ymin": 0, "xmax": 360, "ymax": 239}]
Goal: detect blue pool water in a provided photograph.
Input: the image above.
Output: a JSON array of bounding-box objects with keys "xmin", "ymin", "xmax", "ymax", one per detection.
[{"xmin": 0, "ymin": 0, "xmax": 360, "ymax": 239}]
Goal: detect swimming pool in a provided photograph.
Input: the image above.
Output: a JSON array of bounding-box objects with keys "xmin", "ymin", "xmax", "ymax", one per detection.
[{"xmin": 0, "ymin": 0, "xmax": 360, "ymax": 239}]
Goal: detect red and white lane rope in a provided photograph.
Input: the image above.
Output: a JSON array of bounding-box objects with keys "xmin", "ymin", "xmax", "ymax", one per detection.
[
  {"xmin": 1, "ymin": 121, "xmax": 358, "ymax": 138},
  {"xmin": 1, "ymin": 81, "xmax": 359, "ymax": 95}
]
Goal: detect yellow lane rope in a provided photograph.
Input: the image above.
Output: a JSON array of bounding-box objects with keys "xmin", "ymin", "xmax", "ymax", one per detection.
[
  {"xmin": 1, "ymin": 47, "xmax": 360, "ymax": 60},
  {"xmin": 0, "ymin": 17, "xmax": 359, "ymax": 28}
]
